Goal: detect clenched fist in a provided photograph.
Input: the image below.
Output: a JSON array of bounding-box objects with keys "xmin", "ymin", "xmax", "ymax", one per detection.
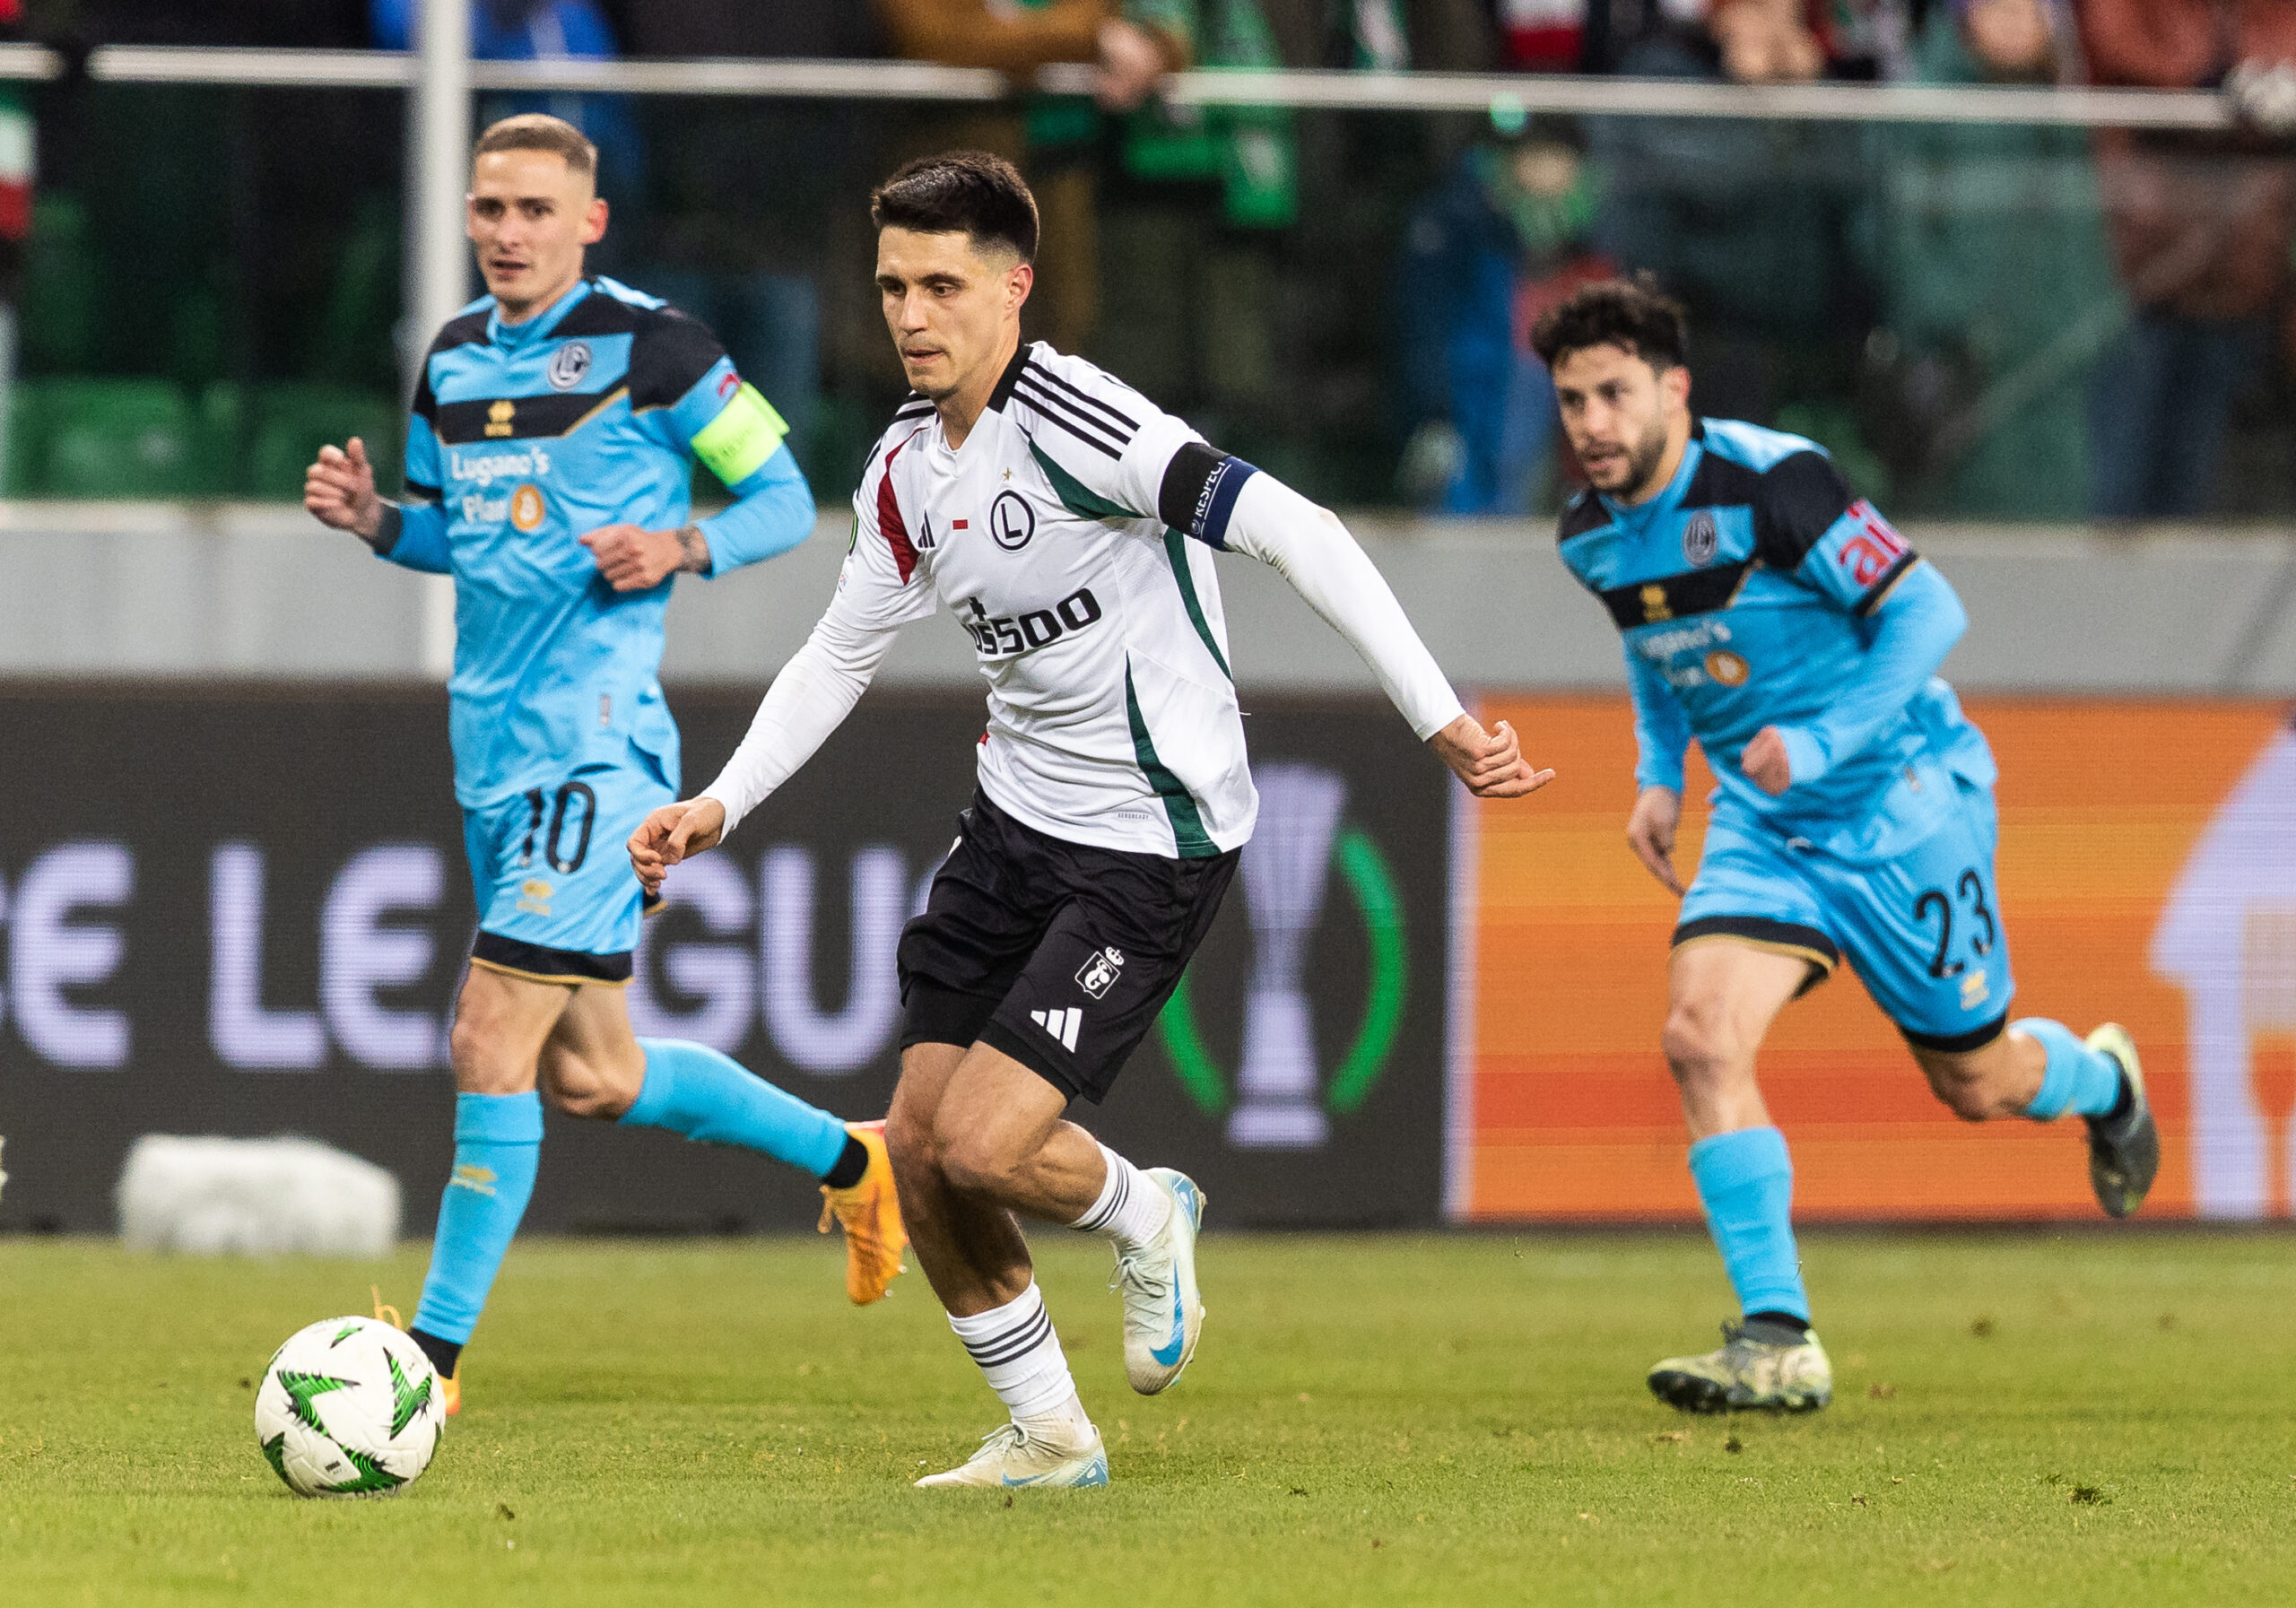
[{"xmin": 628, "ymin": 796, "xmax": 729, "ymax": 898}]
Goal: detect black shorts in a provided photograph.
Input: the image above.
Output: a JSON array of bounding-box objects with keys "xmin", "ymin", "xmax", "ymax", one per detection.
[{"xmin": 897, "ymin": 791, "xmax": 1240, "ymax": 1104}]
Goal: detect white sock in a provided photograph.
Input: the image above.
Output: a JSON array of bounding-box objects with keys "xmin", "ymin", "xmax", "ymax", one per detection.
[
  {"xmin": 1015, "ymin": 1386, "xmax": 1094, "ymax": 1442},
  {"xmin": 948, "ymin": 1282, "xmax": 1079, "ymax": 1421},
  {"xmin": 1067, "ymin": 1143, "xmax": 1171, "ymax": 1250}
]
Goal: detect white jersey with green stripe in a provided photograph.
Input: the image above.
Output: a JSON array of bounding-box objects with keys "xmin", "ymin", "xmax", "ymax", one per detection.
[{"xmin": 848, "ymin": 342, "xmax": 1252, "ymax": 859}]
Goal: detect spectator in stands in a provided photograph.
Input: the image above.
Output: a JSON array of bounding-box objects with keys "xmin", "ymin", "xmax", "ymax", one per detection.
[
  {"xmin": 609, "ymin": 2, "xmax": 887, "ymax": 482},
  {"xmin": 1856, "ymin": 0, "xmax": 2118, "ymax": 517},
  {"xmin": 1582, "ymin": 0, "xmax": 1868, "ymax": 427},
  {"xmin": 1396, "ymin": 125, "xmax": 1611, "ymax": 514},
  {"xmin": 2078, "ymin": 0, "xmax": 2296, "ymax": 519},
  {"xmin": 371, "ymin": 1, "xmax": 641, "ymax": 196},
  {"xmin": 872, "ymin": 0, "xmax": 1191, "ymax": 354},
  {"xmin": 1507, "ymin": 1, "xmax": 1907, "ymax": 78}
]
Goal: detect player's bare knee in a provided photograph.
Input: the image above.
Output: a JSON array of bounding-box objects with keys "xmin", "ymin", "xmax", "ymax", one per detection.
[
  {"xmin": 1661, "ymin": 999, "xmax": 1742, "ymax": 1089},
  {"xmin": 537, "ymin": 1046, "xmax": 630, "ymax": 1122},
  {"xmin": 1919, "ymin": 1051, "xmax": 2003, "ymax": 1123},
  {"xmin": 448, "ymin": 1012, "xmax": 525, "ymax": 1095},
  {"xmin": 883, "ymin": 1100, "xmax": 938, "ymax": 1180},
  {"xmin": 1927, "ymin": 1067, "xmax": 1993, "ymax": 1122},
  {"xmin": 938, "ymin": 1128, "xmax": 1022, "ymax": 1199}
]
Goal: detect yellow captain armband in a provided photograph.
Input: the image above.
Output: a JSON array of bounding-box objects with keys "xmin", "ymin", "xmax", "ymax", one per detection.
[{"xmin": 691, "ymin": 382, "xmax": 789, "ymax": 486}]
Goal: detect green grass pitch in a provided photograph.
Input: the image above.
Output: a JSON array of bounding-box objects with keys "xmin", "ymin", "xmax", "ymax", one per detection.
[{"xmin": 4, "ymin": 1230, "xmax": 2293, "ymax": 1606}]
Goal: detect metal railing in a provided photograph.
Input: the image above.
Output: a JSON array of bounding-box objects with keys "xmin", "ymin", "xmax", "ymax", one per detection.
[{"xmin": 0, "ymin": 42, "xmax": 2236, "ymax": 130}]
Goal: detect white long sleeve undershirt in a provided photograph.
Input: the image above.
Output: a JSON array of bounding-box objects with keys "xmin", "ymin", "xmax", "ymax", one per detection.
[
  {"xmin": 1221, "ymin": 472, "xmax": 1465, "ymax": 742},
  {"xmin": 698, "ymin": 467, "xmax": 1465, "ymax": 839},
  {"xmin": 698, "ymin": 612, "xmax": 898, "ymax": 836}
]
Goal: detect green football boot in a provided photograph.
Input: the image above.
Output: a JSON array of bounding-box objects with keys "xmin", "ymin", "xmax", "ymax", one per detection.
[
  {"xmin": 2083, "ymin": 1023, "xmax": 2157, "ymax": 1219},
  {"xmin": 1648, "ymin": 1317, "xmax": 1832, "ymax": 1414}
]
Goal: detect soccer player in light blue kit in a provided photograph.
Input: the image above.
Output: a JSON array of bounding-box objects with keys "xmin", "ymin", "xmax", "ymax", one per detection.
[
  {"xmin": 1532, "ymin": 278, "xmax": 2160, "ymax": 1413},
  {"xmin": 303, "ymin": 115, "xmax": 906, "ymax": 1414}
]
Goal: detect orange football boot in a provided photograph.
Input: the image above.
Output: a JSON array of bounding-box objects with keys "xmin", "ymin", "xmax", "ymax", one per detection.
[{"xmin": 817, "ymin": 1119, "xmax": 907, "ymax": 1304}]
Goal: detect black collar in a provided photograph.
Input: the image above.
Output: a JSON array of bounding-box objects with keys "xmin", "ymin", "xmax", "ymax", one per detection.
[{"xmin": 987, "ymin": 340, "xmax": 1031, "ymax": 413}]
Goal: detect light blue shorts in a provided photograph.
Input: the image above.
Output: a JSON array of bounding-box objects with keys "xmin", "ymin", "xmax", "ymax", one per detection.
[
  {"xmin": 462, "ymin": 760, "xmax": 672, "ymax": 983},
  {"xmin": 1674, "ymin": 779, "xmax": 2015, "ymax": 1049}
]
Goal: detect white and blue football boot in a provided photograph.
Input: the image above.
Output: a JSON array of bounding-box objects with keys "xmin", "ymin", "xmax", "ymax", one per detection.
[
  {"xmin": 914, "ymin": 1420, "xmax": 1109, "ymax": 1490},
  {"xmin": 1116, "ymin": 1169, "xmax": 1206, "ymax": 1395}
]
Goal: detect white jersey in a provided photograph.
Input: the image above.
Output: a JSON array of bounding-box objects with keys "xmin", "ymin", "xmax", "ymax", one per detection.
[
  {"xmin": 843, "ymin": 343, "xmax": 1256, "ymax": 858},
  {"xmin": 699, "ymin": 341, "xmax": 1466, "ymax": 861}
]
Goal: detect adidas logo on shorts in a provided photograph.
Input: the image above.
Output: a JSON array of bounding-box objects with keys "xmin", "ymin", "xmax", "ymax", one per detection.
[{"xmin": 1031, "ymin": 1006, "xmax": 1083, "ymax": 1052}]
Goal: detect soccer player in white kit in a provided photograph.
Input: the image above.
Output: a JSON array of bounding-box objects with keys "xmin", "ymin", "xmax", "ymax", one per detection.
[{"xmin": 630, "ymin": 152, "xmax": 1551, "ymax": 1488}]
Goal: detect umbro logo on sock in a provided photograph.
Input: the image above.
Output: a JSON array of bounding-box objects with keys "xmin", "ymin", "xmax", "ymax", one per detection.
[{"xmin": 1031, "ymin": 1007, "xmax": 1083, "ymax": 1052}]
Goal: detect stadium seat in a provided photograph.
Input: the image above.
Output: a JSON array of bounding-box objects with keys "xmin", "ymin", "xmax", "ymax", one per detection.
[
  {"xmin": 241, "ymin": 384, "xmax": 399, "ymax": 501},
  {"xmin": 17, "ymin": 378, "xmax": 213, "ymax": 499}
]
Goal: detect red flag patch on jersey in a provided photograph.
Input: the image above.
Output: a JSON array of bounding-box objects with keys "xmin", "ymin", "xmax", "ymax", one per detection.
[{"xmin": 1835, "ymin": 500, "xmax": 1909, "ymax": 589}]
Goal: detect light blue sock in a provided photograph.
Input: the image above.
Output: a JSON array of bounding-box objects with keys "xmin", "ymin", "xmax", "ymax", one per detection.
[
  {"xmin": 1688, "ymin": 1126, "xmax": 1809, "ymax": 1325},
  {"xmin": 413, "ymin": 1091, "xmax": 544, "ymax": 1347},
  {"xmin": 621, "ymin": 1038, "xmax": 849, "ymax": 1178},
  {"xmin": 2017, "ymin": 1018, "xmax": 2123, "ymax": 1120}
]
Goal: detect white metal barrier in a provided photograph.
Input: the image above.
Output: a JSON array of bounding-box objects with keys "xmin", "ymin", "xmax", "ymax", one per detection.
[{"xmin": 0, "ymin": 43, "xmax": 2235, "ymax": 130}]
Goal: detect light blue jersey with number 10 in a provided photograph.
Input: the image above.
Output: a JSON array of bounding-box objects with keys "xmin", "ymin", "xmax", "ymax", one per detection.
[{"xmin": 382, "ymin": 274, "xmax": 814, "ymax": 811}]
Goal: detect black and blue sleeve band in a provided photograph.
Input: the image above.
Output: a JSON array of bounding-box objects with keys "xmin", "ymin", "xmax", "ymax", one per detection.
[{"xmin": 1157, "ymin": 441, "xmax": 1259, "ymax": 550}]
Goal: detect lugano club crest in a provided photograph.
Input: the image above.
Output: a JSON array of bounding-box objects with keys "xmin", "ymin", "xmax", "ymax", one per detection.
[
  {"xmin": 1683, "ymin": 509, "xmax": 1719, "ymax": 567},
  {"xmin": 547, "ymin": 342, "xmax": 593, "ymax": 392}
]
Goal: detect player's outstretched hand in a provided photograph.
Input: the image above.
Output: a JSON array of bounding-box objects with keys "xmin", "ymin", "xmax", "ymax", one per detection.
[
  {"xmin": 1430, "ymin": 714, "xmax": 1554, "ymax": 800},
  {"xmin": 305, "ymin": 438, "xmax": 382, "ymax": 541},
  {"xmin": 1626, "ymin": 786, "xmax": 1685, "ymax": 896},
  {"xmin": 1740, "ymin": 726, "xmax": 1794, "ymax": 796},
  {"xmin": 628, "ymin": 797, "xmax": 728, "ymax": 898},
  {"xmin": 582, "ymin": 524, "xmax": 704, "ymax": 592}
]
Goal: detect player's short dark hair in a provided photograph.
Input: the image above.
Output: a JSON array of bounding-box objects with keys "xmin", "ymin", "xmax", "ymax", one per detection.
[
  {"xmin": 474, "ymin": 113, "xmax": 597, "ymax": 180},
  {"xmin": 870, "ymin": 151, "xmax": 1039, "ymax": 263},
  {"xmin": 1529, "ymin": 274, "xmax": 1690, "ymax": 372}
]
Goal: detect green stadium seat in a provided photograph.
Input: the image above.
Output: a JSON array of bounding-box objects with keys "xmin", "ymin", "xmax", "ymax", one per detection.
[
  {"xmin": 17, "ymin": 378, "xmax": 213, "ymax": 499},
  {"xmin": 242, "ymin": 384, "xmax": 399, "ymax": 501}
]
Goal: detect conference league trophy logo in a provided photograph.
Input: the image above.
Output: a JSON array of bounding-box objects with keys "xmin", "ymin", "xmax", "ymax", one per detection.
[
  {"xmin": 1229, "ymin": 764, "xmax": 1347, "ymax": 1147},
  {"xmin": 1158, "ymin": 763, "xmax": 1407, "ymax": 1151}
]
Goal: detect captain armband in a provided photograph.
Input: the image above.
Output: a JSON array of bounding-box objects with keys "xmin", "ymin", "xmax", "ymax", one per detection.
[
  {"xmin": 1156, "ymin": 441, "xmax": 1260, "ymax": 550},
  {"xmin": 691, "ymin": 383, "xmax": 790, "ymax": 487}
]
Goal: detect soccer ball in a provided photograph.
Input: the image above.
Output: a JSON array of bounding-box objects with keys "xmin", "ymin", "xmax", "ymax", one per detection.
[{"xmin": 254, "ymin": 1316, "xmax": 444, "ymax": 1498}]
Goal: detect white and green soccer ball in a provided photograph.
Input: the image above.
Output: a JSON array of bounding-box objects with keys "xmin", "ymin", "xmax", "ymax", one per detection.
[{"xmin": 254, "ymin": 1316, "xmax": 443, "ymax": 1498}]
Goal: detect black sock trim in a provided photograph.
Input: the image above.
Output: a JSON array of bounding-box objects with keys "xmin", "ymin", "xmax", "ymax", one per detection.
[
  {"xmin": 822, "ymin": 1133, "xmax": 870, "ymax": 1191},
  {"xmin": 2100, "ymin": 1068, "xmax": 2135, "ymax": 1126},
  {"xmin": 1744, "ymin": 1310, "xmax": 1812, "ymax": 1341},
  {"xmin": 410, "ymin": 1326, "xmax": 463, "ymax": 1380},
  {"xmin": 1074, "ymin": 1160, "xmax": 1128, "ymax": 1233},
  {"xmin": 962, "ymin": 1308, "xmax": 1054, "ymax": 1369}
]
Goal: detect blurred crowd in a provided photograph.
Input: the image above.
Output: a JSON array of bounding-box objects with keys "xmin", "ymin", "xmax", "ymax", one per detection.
[
  {"xmin": 10, "ymin": 0, "xmax": 2296, "ymax": 521},
  {"xmin": 1402, "ymin": 0, "xmax": 2296, "ymax": 520}
]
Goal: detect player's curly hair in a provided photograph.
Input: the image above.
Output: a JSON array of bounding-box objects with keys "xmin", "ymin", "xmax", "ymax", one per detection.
[
  {"xmin": 871, "ymin": 151, "xmax": 1039, "ymax": 263},
  {"xmin": 1528, "ymin": 273, "xmax": 1690, "ymax": 371}
]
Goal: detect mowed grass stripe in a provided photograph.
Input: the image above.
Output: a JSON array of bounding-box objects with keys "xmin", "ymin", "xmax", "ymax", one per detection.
[{"xmin": 3, "ymin": 1232, "xmax": 2292, "ymax": 1606}]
